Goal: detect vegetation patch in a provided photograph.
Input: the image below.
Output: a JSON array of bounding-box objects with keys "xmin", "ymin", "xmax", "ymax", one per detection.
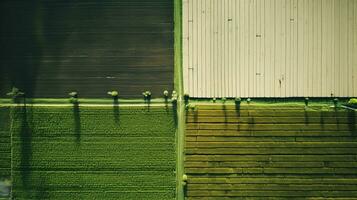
[
  {"xmin": 185, "ymin": 105, "xmax": 357, "ymax": 199},
  {"xmin": 347, "ymin": 98, "xmax": 357, "ymax": 109},
  {"xmin": 0, "ymin": 107, "xmax": 11, "ymax": 199},
  {"xmin": 2, "ymin": 106, "xmax": 176, "ymax": 200}
]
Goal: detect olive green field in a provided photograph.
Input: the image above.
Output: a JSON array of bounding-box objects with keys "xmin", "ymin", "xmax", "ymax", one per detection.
[{"xmin": 185, "ymin": 103, "xmax": 357, "ymax": 199}]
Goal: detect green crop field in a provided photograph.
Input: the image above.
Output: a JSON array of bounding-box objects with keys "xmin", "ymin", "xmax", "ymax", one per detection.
[
  {"xmin": 1, "ymin": 100, "xmax": 356, "ymax": 200},
  {"xmin": 0, "ymin": 105, "xmax": 176, "ymax": 200},
  {"xmin": 0, "ymin": 107, "xmax": 10, "ymax": 179}
]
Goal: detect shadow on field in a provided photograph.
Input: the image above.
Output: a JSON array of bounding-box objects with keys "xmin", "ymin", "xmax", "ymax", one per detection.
[
  {"xmin": 164, "ymin": 96, "xmax": 170, "ymax": 113},
  {"xmin": 235, "ymin": 101, "xmax": 241, "ymax": 117},
  {"xmin": 0, "ymin": 1, "xmax": 46, "ymax": 97},
  {"xmin": 304, "ymin": 109, "xmax": 310, "ymax": 125},
  {"xmin": 319, "ymin": 111, "xmax": 325, "ymax": 131},
  {"xmin": 146, "ymin": 98, "xmax": 151, "ymax": 112},
  {"xmin": 173, "ymin": 102, "xmax": 178, "ymax": 126},
  {"xmin": 222, "ymin": 103, "xmax": 228, "ymax": 126},
  {"xmin": 235, "ymin": 101, "xmax": 241, "ymax": 131},
  {"xmin": 113, "ymin": 97, "xmax": 120, "ymax": 124},
  {"xmin": 348, "ymin": 110, "xmax": 356, "ymax": 135},
  {"xmin": 73, "ymin": 102, "xmax": 81, "ymax": 143},
  {"xmin": 15, "ymin": 100, "xmax": 52, "ymax": 199},
  {"xmin": 18, "ymin": 101, "xmax": 33, "ymax": 196},
  {"xmin": 183, "ymin": 184, "xmax": 188, "ymax": 198},
  {"xmin": 34, "ymin": 179, "xmax": 49, "ymax": 200}
]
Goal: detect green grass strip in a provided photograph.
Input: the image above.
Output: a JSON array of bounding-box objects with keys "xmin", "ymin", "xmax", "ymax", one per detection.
[{"xmin": 174, "ymin": 0, "xmax": 185, "ymax": 199}]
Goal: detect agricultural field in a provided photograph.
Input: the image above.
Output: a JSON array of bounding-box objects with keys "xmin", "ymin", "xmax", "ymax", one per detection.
[
  {"xmin": 0, "ymin": 107, "xmax": 10, "ymax": 183},
  {"xmin": 1, "ymin": 105, "xmax": 176, "ymax": 199},
  {"xmin": 0, "ymin": 0, "xmax": 174, "ymax": 98},
  {"xmin": 185, "ymin": 104, "xmax": 357, "ymax": 199}
]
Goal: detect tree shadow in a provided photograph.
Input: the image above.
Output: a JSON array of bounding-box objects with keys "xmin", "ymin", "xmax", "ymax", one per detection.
[
  {"xmin": 113, "ymin": 97, "xmax": 120, "ymax": 124},
  {"xmin": 164, "ymin": 96, "xmax": 169, "ymax": 113},
  {"xmin": 1, "ymin": 1, "xmax": 108, "ymax": 97},
  {"xmin": 17, "ymin": 100, "xmax": 33, "ymax": 197},
  {"xmin": 34, "ymin": 178, "xmax": 49, "ymax": 200},
  {"xmin": 183, "ymin": 183, "xmax": 188, "ymax": 198},
  {"xmin": 193, "ymin": 108, "xmax": 198, "ymax": 124},
  {"xmin": 235, "ymin": 101, "xmax": 241, "ymax": 131},
  {"xmin": 172, "ymin": 101, "xmax": 178, "ymax": 126},
  {"xmin": 72, "ymin": 102, "xmax": 81, "ymax": 143},
  {"xmin": 235, "ymin": 101, "xmax": 241, "ymax": 117},
  {"xmin": 145, "ymin": 97, "xmax": 151, "ymax": 112},
  {"xmin": 348, "ymin": 110, "xmax": 356, "ymax": 136},
  {"xmin": 320, "ymin": 111, "xmax": 325, "ymax": 132},
  {"xmin": 248, "ymin": 117, "xmax": 255, "ymax": 132},
  {"xmin": 304, "ymin": 109, "xmax": 310, "ymax": 125},
  {"xmin": 0, "ymin": 1, "xmax": 46, "ymax": 97},
  {"xmin": 223, "ymin": 103, "xmax": 228, "ymax": 128}
]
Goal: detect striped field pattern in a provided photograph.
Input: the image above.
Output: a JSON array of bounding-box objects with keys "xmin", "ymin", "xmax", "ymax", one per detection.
[
  {"xmin": 185, "ymin": 104, "xmax": 357, "ymax": 199},
  {"xmin": 0, "ymin": 107, "xmax": 10, "ymax": 179},
  {"xmin": 3, "ymin": 105, "xmax": 176, "ymax": 199}
]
